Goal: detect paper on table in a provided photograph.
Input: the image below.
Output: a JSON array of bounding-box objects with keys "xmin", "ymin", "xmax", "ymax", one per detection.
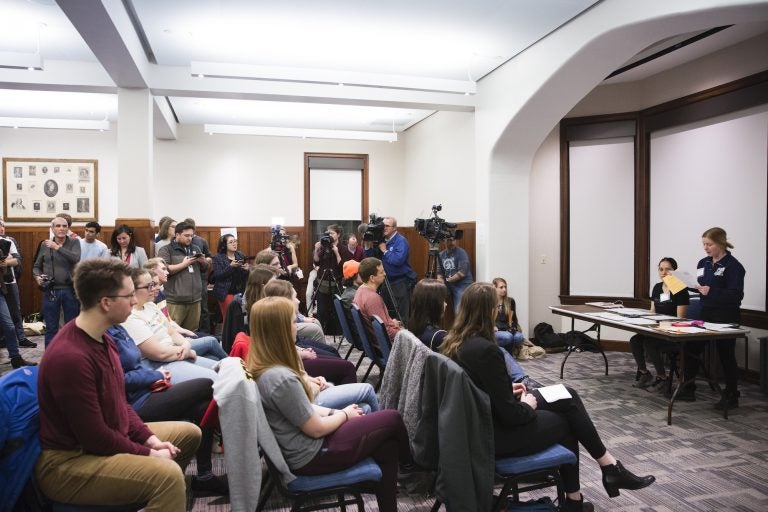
[
  {"xmin": 613, "ymin": 308, "xmax": 654, "ymax": 317},
  {"xmin": 585, "ymin": 301, "xmax": 624, "ymax": 308},
  {"xmin": 537, "ymin": 384, "xmax": 572, "ymax": 403},
  {"xmin": 703, "ymin": 322, "xmax": 740, "ymax": 331},
  {"xmin": 645, "ymin": 314, "xmax": 678, "ymax": 321},
  {"xmin": 657, "ymin": 326, "xmax": 704, "ymax": 334},
  {"xmin": 622, "ymin": 317, "xmax": 658, "ymax": 325}
]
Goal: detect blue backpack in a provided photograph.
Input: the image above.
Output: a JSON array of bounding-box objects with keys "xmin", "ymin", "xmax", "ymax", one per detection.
[{"xmin": 0, "ymin": 366, "xmax": 41, "ymax": 512}]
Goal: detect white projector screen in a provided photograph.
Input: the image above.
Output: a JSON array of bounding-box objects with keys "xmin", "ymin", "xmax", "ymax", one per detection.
[
  {"xmin": 650, "ymin": 105, "xmax": 767, "ymax": 311},
  {"xmin": 569, "ymin": 137, "xmax": 635, "ymax": 297},
  {"xmin": 309, "ymin": 168, "xmax": 362, "ymax": 220}
]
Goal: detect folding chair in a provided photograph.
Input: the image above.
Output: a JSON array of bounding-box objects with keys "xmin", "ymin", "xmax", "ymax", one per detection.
[
  {"xmin": 350, "ymin": 304, "xmax": 388, "ymax": 390},
  {"xmin": 333, "ymin": 294, "xmax": 366, "ymax": 368}
]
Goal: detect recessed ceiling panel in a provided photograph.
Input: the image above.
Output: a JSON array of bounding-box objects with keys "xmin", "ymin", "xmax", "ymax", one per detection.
[
  {"xmin": 169, "ymin": 96, "xmax": 431, "ymax": 131},
  {"xmin": 132, "ymin": 0, "xmax": 598, "ymax": 81}
]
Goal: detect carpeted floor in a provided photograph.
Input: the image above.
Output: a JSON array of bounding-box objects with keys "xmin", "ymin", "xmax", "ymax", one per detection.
[{"xmin": 5, "ymin": 336, "xmax": 768, "ymax": 511}]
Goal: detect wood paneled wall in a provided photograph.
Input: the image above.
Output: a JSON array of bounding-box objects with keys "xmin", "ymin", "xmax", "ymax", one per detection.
[{"xmin": 6, "ymin": 222, "xmax": 476, "ymax": 318}]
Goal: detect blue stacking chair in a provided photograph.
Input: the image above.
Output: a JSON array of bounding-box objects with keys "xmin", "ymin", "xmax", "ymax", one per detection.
[
  {"xmin": 257, "ymin": 453, "xmax": 382, "ymax": 512},
  {"xmin": 350, "ymin": 304, "xmax": 388, "ymax": 389},
  {"xmin": 332, "ymin": 294, "xmax": 366, "ymax": 368},
  {"xmin": 370, "ymin": 315, "xmax": 392, "ymax": 363},
  {"xmin": 432, "ymin": 444, "xmax": 576, "ymax": 511}
]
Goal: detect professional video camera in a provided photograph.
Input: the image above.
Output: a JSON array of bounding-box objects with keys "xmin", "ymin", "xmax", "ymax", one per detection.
[
  {"xmin": 319, "ymin": 231, "xmax": 333, "ymax": 248},
  {"xmin": 414, "ymin": 204, "xmax": 461, "ymax": 245},
  {"xmin": 270, "ymin": 225, "xmax": 289, "ymax": 252},
  {"xmin": 361, "ymin": 213, "xmax": 385, "ymax": 244}
]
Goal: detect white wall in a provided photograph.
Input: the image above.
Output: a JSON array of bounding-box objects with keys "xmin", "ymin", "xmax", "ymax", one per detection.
[
  {"xmin": 0, "ymin": 125, "xmax": 118, "ymax": 226},
  {"xmin": 528, "ymin": 30, "xmax": 768, "ymax": 367},
  {"xmin": 153, "ymin": 124, "xmax": 405, "ymax": 226},
  {"xmin": 402, "ymin": 111, "xmax": 475, "ymax": 222}
]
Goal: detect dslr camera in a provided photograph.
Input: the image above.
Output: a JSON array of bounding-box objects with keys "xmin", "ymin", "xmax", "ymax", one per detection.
[
  {"xmin": 361, "ymin": 213, "xmax": 385, "ymax": 244},
  {"xmin": 414, "ymin": 204, "xmax": 461, "ymax": 245},
  {"xmin": 38, "ymin": 274, "xmax": 54, "ymax": 291},
  {"xmin": 270, "ymin": 225, "xmax": 289, "ymax": 252},
  {"xmin": 319, "ymin": 231, "xmax": 333, "ymax": 248}
]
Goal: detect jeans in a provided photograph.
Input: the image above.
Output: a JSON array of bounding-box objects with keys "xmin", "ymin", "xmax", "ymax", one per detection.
[
  {"xmin": 496, "ymin": 330, "xmax": 525, "ymax": 349},
  {"xmin": 314, "ymin": 383, "xmax": 380, "ymax": 414},
  {"xmin": 188, "ymin": 336, "xmax": 228, "ymax": 361},
  {"xmin": 447, "ymin": 282, "xmax": 470, "ymax": 314},
  {"xmin": 6, "ymin": 283, "xmax": 26, "ymax": 341},
  {"xmin": 0, "ymin": 293, "xmax": 20, "ymax": 358},
  {"xmin": 43, "ymin": 287, "xmax": 80, "ymax": 346},
  {"xmin": 500, "ymin": 347, "xmax": 527, "ymax": 382},
  {"xmin": 144, "ymin": 359, "xmax": 218, "ymax": 384}
]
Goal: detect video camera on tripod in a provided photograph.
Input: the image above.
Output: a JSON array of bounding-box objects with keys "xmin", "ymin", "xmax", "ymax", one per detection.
[
  {"xmin": 415, "ymin": 204, "xmax": 462, "ymax": 278},
  {"xmin": 360, "ymin": 213, "xmax": 386, "ymax": 245},
  {"xmin": 270, "ymin": 225, "xmax": 289, "ymax": 252},
  {"xmin": 414, "ymin": 204, "xmax": 462, "ymax": 247}
]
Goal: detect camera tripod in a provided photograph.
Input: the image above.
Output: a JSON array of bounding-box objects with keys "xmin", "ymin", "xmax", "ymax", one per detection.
[
  {"xmin": 309, "ymin": 267, "xmax": 342, "ymax": 331},
  {"xmin": 424, "ymin": 241, "xmax": 441, "ymax": 279}
]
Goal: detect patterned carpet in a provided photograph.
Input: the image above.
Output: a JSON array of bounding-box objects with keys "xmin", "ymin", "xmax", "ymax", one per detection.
[{"xmin": 5, "ymin": 336, "xmax": 768, "ymax": 511}]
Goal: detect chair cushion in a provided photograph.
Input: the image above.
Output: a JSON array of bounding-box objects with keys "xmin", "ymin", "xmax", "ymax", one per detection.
[
  {"xmin": 495, "ymin": 444, "xmax": 576, "ymax": 475},
  {"xmin": 287, "ymin": 457, "xmax": 382, "ymax": 492}
]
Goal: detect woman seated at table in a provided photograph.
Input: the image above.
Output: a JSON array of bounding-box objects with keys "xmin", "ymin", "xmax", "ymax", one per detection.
[
  {"xmin": 441, "ymin": 282, "xmax": 655, "ymax": 512},
  {"xmin": 248, "ymin": 296, "xmax": 411, "ymax": 512},
  {"xmin": 108, "ymin": 324, "xmax": 228, "ymax": 495},
  {"xmin": 630, "ymin": 257, "xmax": 689, "ymax": 391}
]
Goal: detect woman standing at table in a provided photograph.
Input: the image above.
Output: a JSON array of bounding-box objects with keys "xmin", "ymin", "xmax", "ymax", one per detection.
[
  {"xmin": 681, "ymin": 227, "xmax": 745, "ymax": 408},
  {"xmin": 629, "ymin": 257, "xmax": 689, "ymax": 391}
]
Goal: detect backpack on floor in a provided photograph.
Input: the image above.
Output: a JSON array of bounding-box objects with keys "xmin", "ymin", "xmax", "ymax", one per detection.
[
  {"xmin": 563, "ymin": 330, "xmax": 600, "ymax": 352},
  {"xmin": 0, "ymin": 366, "xmax": 41, "ymax": 512},
  {"xmin": 532, "ymin": 322, "xmax": 566, "ymax": 349}
]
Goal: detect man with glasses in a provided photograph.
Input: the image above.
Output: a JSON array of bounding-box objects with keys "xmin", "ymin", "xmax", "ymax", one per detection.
[
  {"xmin": 157, "ymin": 222, "xmax": 208, "ymax": 332},
  {"xmin": 377, "ymin": 217, "xmax": 416, "ymax": 322},
  {"xmin": 79, "ymin": 221, "xmax": 109, "ymax": 261},
  {"xmin": 33, "ymin": 216, "xmax": 81, "ymax": 346},
  {"xmin": 35, "ymin": 258, "xmax": 201, "ymax": 510}
]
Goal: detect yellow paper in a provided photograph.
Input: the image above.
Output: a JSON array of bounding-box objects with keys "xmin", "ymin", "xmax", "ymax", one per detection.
[{"xmin": 662, "ymin": 274, "xmax": 686, "ymax": 295}]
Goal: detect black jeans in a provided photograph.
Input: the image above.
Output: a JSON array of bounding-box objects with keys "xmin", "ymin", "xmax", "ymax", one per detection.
[
  {"xmin": 495, "ymin": 386, "xmax": 607, "ymax": 493},
  {"xmin": 137, "ymin": 378, "xmax": 215, "ymax": 473},
  {"xmin": 684, "ymin": 306, "xmax": 740, "ymax": 393}
]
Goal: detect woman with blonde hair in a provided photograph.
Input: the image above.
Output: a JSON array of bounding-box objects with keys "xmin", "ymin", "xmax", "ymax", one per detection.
[
  {"xmin": 681, "ymin": 227, "xmax": 745, "ymax": 408},
  {"xmin": 441, "ymin": 282, "xmax": 655, "ymax": 512},
  {"xmin": 248, "ymin": 297, "xmax": 410, "ymax": 512}
]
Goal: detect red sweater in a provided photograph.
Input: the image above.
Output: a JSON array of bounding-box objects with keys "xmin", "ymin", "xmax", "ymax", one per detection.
[
  {"xmin": 353, "ymin": 285, "xmax": 400, "ymax": 339},
  {"xmin": 37, "ymin": 321, "xmax": 153, "ymax": 456}
]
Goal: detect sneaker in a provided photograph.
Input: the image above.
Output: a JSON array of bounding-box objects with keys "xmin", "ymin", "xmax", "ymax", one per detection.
[
  {"xmin": 191, "ymin": 473, "xmax": 229, "ymax": 496},
  {"xmin": 649, "ymin": 376, "xmax": 668, "ymax": 393},
  {"xmin": 18, "ymin": 338, "xmax": 37, "ymax": 348},
  {"xmin": 11, "ymin": 356, "xmax": 37, "ymax": 369},
  {"xmin": 632, "ymin": 371, "xmax": 654, "ymax": 388}
]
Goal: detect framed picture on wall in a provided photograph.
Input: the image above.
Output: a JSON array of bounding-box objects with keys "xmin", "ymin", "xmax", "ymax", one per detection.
[{"xmin": 2, "ymin": 158, "xmax": 98, "ymax": 222}]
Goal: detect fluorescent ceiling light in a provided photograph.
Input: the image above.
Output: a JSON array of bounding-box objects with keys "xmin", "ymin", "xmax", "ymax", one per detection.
[
  {"xmin": 0, "ymin": 51, "xmax": 42, "ymax": 70},
  {"xmin": 191, "ymin": 61, "xmax": 476, "ymax": 95},
  {"xmin": 205, "ymin": 124, "xmax": 396, "ymax": 142},
  {"xmin": 0, "ymin": 117, "xmax": 109, "ymax": 130}
]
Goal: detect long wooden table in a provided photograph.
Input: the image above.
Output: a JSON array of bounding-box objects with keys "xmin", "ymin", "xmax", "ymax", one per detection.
[{"xmin": 550, "ymin": 305, "xmax": 750, "ymax": 424}]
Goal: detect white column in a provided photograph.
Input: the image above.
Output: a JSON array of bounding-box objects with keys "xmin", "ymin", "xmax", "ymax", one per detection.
[{"xmin": 117, "ymin": 88, "xmax": 153, "ymax": 219}]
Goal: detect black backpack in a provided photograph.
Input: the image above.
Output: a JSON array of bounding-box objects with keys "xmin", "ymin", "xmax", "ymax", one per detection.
[
  {"xmin": 563, "ymin": 330, "xmax": 600, "ymax": 352},
  {"xmin": 532, "ymin": 322, "xmax": 565, "ymax": 349}
]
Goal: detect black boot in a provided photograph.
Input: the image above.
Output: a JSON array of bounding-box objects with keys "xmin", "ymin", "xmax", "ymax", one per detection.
[
  {"xmin": 561, "ymin": 495, "xmax": 594, "ymax": 512},
  {"xmin": 601, "ymin": 461, "xmax": 655, "ymax": 498},
  {"xmin": 714, "ymin": 390, "xmax": 739, "ymax": 410},
  {"xmin": 11, "ymin": 355, "xmax": 37, "ymax": 369}
]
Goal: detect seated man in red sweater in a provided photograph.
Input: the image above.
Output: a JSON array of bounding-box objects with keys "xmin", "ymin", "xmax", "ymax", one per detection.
[
  {"xmin": 353, "ymin": 257, "xmax": 402, "ymax": 342},
  {"xmin": 35, "ymin": 258, "xmax": 201, "ymax": 511}
]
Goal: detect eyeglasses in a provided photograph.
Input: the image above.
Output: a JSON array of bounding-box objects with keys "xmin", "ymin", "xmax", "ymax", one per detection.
[
  {"xmin": 105, "ymin": 292, "xmax": 136, "ymax": 300},
  {"xmin": 136, "ymin": 282, "xmax": 158, "ymax": 291}
]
